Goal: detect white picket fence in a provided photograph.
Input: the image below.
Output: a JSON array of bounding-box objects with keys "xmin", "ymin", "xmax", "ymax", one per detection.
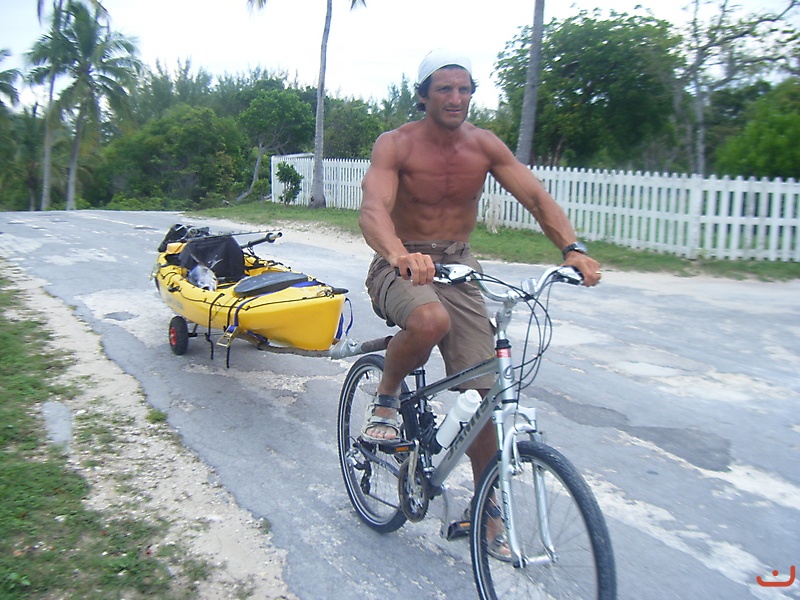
[{"xmin": 271, "ymin": 154, "xmax": 800, "ymax": 261}]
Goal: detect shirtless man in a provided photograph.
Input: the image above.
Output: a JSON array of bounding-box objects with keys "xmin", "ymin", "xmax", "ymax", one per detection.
[{"xmin": 358, "ymin": 49, "xmax": 601, "ymax": 489}]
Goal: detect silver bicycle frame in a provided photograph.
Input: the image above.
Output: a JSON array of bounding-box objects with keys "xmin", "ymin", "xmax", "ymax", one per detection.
[{"xmin": 406, "ymin": 266, "xmax": 577, "ymax": 565}]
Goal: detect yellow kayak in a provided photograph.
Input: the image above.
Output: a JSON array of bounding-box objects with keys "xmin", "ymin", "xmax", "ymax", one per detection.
[{"xmin": 152, "ymin": 227, "xmax": 347, "ymax": 355}]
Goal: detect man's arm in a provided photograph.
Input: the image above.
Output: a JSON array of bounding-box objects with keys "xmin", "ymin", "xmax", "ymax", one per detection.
[
  {"xmin": 359, "ymin": 132, "xmax": 435, "ymax": 285},
  {"xmin": 486, "ymin": 133, "xmax": 601, "ymax": 286}
]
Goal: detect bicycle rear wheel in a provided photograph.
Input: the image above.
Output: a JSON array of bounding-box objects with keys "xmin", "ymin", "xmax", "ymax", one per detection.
[
  {"xmin": 337, "ymin": 354, "xmax": 407, "ymax": 533},
  {"xmin": 471, "ymin": 441, "xmax": 616, "ymax": 599}
]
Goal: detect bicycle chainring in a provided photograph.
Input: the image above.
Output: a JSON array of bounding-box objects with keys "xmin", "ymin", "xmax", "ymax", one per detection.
[{"xmin": 397, "ymin": 457, "xmax": 429, "ymax": 522}]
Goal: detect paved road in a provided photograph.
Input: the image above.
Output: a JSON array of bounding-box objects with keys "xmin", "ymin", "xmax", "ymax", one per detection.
[{"xmin": 1, "ymin": 210, "xmax": 798, "ymax": 599}]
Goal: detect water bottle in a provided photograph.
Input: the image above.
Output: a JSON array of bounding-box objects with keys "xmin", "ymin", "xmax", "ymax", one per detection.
[{"xmin": 436, "ymin": 390, "xmax": 482, "ymax": 449}]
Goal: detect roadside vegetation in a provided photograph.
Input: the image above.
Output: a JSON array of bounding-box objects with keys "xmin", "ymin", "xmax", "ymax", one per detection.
[
  {"xmin": 0, "ymin": 275, "xmax": 210, "ymax": 599},
  {"xmin": 2, "ymin": 3, "xmax": 798, "ymax": 212},
  {"xmin": 198, "ymin": 202, "xmax": 800, "ymax": 282}
]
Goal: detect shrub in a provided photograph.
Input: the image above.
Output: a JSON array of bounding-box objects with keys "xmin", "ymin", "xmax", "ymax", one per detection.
[{"xmin": 275, "ymin": 162, "xmax": 303, "ymax": 204}]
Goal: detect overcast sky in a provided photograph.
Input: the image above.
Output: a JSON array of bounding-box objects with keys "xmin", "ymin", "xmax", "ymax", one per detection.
[{"xmin": 2, "ymin": 0, "xmax": 795, "ymax": 109}]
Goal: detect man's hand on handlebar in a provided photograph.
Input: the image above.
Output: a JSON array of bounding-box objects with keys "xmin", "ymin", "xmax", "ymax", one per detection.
[
  {"xmin": 393, "ymin": 252, "xmax": 436, "ymax": 286},
  {"xmin": 562, "ymin": 252, "xmax": 602, "ymax": 287}
]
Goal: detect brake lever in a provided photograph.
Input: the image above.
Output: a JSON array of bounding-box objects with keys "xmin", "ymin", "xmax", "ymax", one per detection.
[
  {"xmin": 555, "ymin": 266, "xmax": 584, "ymax": 285},
  {"xmin": 433, "ymin": 264, "xmax": 474, "ymax": 284}
]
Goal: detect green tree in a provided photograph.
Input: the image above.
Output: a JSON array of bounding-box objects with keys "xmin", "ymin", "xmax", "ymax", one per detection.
[
  {"xmin": 29, "ymin": 1, "xmax": 109, "ymax": 211},
  {"xmin": 379, "ymin": 74, "xmax": 419, "ymax": 130},
  {"xmin": 237, "ymin": 89, "xmax": 314, "ymax": 201},
  {"xmin": 7, "ymin": 107, "xmax": 46, "ymax": 211},
  {"xmin": 128, "ymin": 60, "xmax": 215, "ymax": 125},
  {"xmin": 678, "ymin": 0, "xmax": 799, "ymax": 175},
  {"xmin": 0, "ymin": 49, "xmax": 21, "ymax": 197},
  {"xmin": 496, "ymin": 10, "xmax": 682, "ymax": 169},
  {"xmin": 212, "ymin": 68, "xmax": 288, "ymax": 118},
  {"xmin": 716, "ymin": 78, "xmax": 800, "ymax": 178},
  {"xmin": 324, "ymin": 98, "xmax": 382, "ymax": 158},
  {"xmin": 95, "ymin": 104, "xmax": 247, "ymax": 206},
  {"xmin": 704, "ymin": 80, "xmax": 772, "ymax": 173},
  {"xmin": 247, "ymin": 0, "xmax": 366, "ymax": 208},
  {"xmin": 28, "ymin": 1, "xmax": 73, "ymax": 210},
  {"xmin": 53, "ymin": 1, "xmax": 141, "ymax": 209},
  {"xmin": 0, "ymin": 49, "xmax": 20, "ymax": 113}
]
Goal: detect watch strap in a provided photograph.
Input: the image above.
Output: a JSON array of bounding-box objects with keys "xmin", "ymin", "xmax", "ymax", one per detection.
[{"xmin": 562, "ymin": 242, "xmax": 587, "ymax": 260}]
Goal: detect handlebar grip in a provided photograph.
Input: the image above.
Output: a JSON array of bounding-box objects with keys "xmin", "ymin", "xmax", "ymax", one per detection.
[
  {"xmin": 244, "ymin": 231, "xmax": 282, "ymax": 249},
  {"xmin": 394, "ymin": 263, "xmax": 457, "ymax": 279}
]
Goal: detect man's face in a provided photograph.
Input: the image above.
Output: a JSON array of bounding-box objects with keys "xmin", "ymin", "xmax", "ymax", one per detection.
[{"xmin": 420, "ymin": 67, "xmax": 472, "ymax": 130}]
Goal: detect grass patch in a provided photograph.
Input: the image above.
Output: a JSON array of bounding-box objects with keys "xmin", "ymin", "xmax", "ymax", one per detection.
[
  {"xmin": 194, "ymin": 203, "xmax": 800, "ymax": 281},
  {"xmin": 146, "ymin": 409, "xmax": 168, "ymax": 424},
  {"xmin": 200, "ymin": 201, "xmax": 362, "ymax": 236},
  {"xmin": 0, "ymin": 275, "xmax": 206, "ymax": 599}
]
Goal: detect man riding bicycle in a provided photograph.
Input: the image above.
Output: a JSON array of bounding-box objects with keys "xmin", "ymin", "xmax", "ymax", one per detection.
[{"xmin": 358, "ymin": 48, "xmax": 601, "ymax": 499}]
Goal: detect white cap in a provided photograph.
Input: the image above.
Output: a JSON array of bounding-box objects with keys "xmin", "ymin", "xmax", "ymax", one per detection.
[{"xmin": 416, "ymin": 48, "xmax": 473, "ymax": 86}]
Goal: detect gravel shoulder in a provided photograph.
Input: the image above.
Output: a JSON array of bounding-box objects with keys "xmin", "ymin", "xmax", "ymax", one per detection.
[
  {"xmin": 15, "ymin": 222, "xmax": 377, "ymax": 598},
  {"xmin": 10, "ymin": 221, "xmax": 371, "ymax": 599}
]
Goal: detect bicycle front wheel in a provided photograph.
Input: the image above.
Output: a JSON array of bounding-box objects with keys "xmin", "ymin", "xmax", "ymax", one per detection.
[
  {"xmin": 471, "ymin": 441, "xmax": 616, "ymax": 600},
  {"xmin": 337, "ymin": 354, "xmax": 407, "ymax": 533}
]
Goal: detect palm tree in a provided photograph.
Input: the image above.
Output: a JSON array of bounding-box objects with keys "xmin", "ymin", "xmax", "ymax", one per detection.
[
  {"xmin": 29, "ymin": 1, "xmax": 109, "ymax": 211},
  {"xmin": 515, "ymin": 0, "xmax": 545, "ymax": 166},
  {"xmin": 0, "ymin": 50, "xmax": 22, "ymax": 208},
  {"xmin": 52, "ymin": 2, "xmax": 140, "ymax": 209},
  {"xmin": 0, "ymin": 49, "xmax": 21, "ymax": 112},
  {"xmin": 12, "ymin": 106, "xmax": 46, "ymax": 211},
  {"xmin": 30, "ymin": 1, "xmax": 74, "ymax": 210},
  {"xmin": 247, "ymin": 0, "xmax": 366, "ymax": 208}
]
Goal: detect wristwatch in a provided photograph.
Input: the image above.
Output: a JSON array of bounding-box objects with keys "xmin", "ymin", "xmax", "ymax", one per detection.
[{"xmin": 561, "ymin": 241, "xmax": 587, "ymax": 261}]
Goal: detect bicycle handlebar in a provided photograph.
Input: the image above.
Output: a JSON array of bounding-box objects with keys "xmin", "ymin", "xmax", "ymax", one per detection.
[{"xmin": 430, "ymin": 264, "xmax": 584, "ymax": 302}]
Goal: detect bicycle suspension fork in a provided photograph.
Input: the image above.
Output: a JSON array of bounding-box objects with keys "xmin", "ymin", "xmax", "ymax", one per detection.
[{"xmin": 492, "ymin": 300, "xmax": 553, "ymax": 567}]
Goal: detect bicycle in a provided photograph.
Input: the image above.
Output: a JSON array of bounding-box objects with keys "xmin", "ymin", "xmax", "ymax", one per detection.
[{"xmin": 336, "ymin": 263, "xmax": 616, "ymax": 599}]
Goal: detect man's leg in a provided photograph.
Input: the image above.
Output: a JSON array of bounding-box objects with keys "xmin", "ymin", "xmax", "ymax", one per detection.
[
  {"xmin": 364, "ymin": 302, "xmax": 450, "ymax": 440},
  {"xmin": 465, "ymin": 415, "xmax": 497, "ymax": 486}
]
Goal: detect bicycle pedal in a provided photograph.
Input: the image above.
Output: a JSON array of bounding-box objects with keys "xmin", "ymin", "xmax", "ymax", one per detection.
[
  {"xmin": 357, "ymin": 436, "xmax": 412, "ymax": 454},
  {"xmin": 384, "ymin": 441, "xmax": 414, "ymax": 454},
  {"xmin": 446, "ymin": 519, "xmax": 471, "ymax": 541}
]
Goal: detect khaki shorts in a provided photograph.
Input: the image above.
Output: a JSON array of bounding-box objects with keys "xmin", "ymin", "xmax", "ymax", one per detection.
[{"xmin": 365, "ymin": 241, "xmax": 496, "ymax": 390}]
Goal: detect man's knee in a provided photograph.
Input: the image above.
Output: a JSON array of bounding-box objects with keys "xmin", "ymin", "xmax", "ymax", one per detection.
[{"xmin": 406, "ymin": 302, "xmax": 450, "ymax": 342}]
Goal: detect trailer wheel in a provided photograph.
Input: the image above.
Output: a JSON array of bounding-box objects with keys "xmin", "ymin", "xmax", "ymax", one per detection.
[{"xmin": 169, "ymin": 316, "xmax": 189, "ymax": 355}]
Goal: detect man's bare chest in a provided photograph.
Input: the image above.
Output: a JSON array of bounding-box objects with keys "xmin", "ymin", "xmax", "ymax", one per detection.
[{"xmin": 399, "ymin": 150, "xmax": 489, "ymax": 203}]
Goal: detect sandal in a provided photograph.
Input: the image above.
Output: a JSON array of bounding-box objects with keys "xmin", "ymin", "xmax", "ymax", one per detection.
[
  {"xmin": 487, "ymin": 532, "xmax": 513, "ymax": 562},
  {"xmin": 449, "ymin": 505, "xmax": 513, "ymax": 562},
  {"xmin": 360, "ymin": 394, "xmax": 403, "ymax": 444}
]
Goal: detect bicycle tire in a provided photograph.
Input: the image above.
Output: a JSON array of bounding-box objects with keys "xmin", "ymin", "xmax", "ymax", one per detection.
[
  {"xmin": 337, "ymin": 354, "xmax": 408, "ymax": 533},
  {"xmin": 471, "ymin": 441, "xmax": 616, "ymax": 600}
]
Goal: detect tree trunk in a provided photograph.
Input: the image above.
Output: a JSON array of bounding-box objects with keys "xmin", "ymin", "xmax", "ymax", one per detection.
[
  {"xmin": 309, "ymin": 0, "xmax": 332, "ymax": 209},
  {"xmin": 692, "ymin": 73, "xmax": 706, "ymax": 176},
  {"xmin": 237, "ymin": 142, "xmax": 266, "ymax": 202},
  {"xmin": 515, "ymin": 0, "xmax": 545, "ymax": 166},
  {"xmin": 66, "ymin": 115, "xmax": 84, "ymax": 210},
  {"xmin": 40, "ymin": 76, "xmax": 58, "ymax": 211}
]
